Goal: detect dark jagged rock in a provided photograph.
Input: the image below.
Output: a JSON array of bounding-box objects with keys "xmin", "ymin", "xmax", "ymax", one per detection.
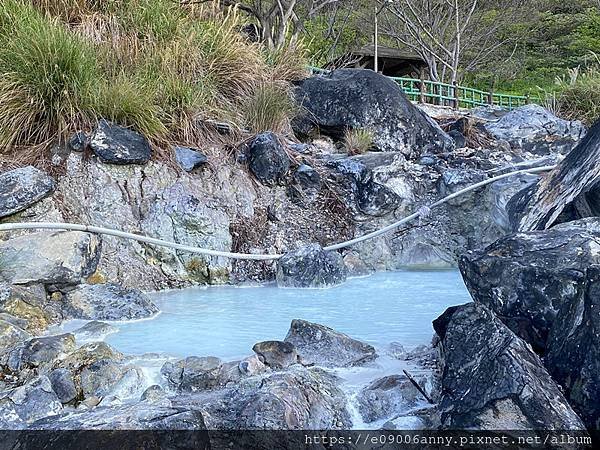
[
  {"xmin": 438, "ymin": 168, "xmax": 486, "ymax": 207},
  {"xmin": 0, "ymin": 231, "xmax": 101, "ymax": 286},
  {"xmin": 276, "ymin": 244, "xmax": 347, "ymax": 288},
  {"xmin": 508, "ymin": 119, "xmax": 600, "ymax": 232},
  {"xmin": 545, "ymin": 265, "xmax": 600, "ymax": 429},
  {"xmin": 447, "ymin": 130, "xmax": 466, "ymax": 148},
  {"xmin": 0, "ymin": 166, "xmax": 56, "ymax": 219},
  {"xmin": 247, "ymin": 132, "xmax": 290, "ymax": 184},
  {"xmin": 252, "ymin": 341, "xmax": 299, "ymax": 369},
  {"xmin": 434, "ymin": 303, "xmax": 585, "ymax": 430},
  {"xmin": 287, "ymin": 164, "xmax": 322, "ymax": 205},
  {"xmin": 284, "ymin": 319, "xmax": 376, "ymax": 368},
  {"xmin": 174, "ymin": 146, "xmax": 208, "ymax": 172},
  {"xmin": 327, "ymin": 157, "xmax": 400, "ymax": 217},
  {"xmin": 161, "ymin": 356, "xmax": 224, "ymax": 392},
  {"xmin": 459, "ymin": 218, "xmax": 600, "ymax": 352},
  {"xmin": 484, "ymin": 104, "xmax": 586, "ymax": 155},
  {"xmin": 90, "ymin": 120, "xmax": 152, "ymax": 165},
  {"xmin": 292, "ymin": 69, "xmax": 454, "ymax": 158},
  {"xmin": 62, "ymin": 283, "xmax": 159, "ymax": 321},
  {"xmin": 68, "ymin": 131, "xmax": 88, "ymax": 152}
]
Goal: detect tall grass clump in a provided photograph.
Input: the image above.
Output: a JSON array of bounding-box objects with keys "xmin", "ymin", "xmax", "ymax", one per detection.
[
  {"xmin": 0, "ymin": 0, "xmax": 101, "ymax": 149},
  {"xmin": 243, "ymin": 83, "xmax": 297, "ymax": 134},
  {"xmin": 554, "ymin": 62, "xmax": 600, "ymax": 125},
  {"xmin": 344, "ymin": 128, "xmax": 374, "ymax": 155}
]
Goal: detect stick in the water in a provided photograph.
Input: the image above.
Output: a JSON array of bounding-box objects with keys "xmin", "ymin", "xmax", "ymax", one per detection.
[{"xmin": 403, "ymin": 369, "xmax": 434, "ymax": 404}]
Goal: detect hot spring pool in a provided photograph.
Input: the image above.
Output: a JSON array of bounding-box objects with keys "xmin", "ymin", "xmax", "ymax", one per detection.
[{"xmin": 94, "ymin": 270, "xmax": 471, "ymax": 360}]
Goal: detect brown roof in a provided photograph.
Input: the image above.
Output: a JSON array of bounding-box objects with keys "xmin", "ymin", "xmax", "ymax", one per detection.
[{"xmin": 351, "ymin": 45, "xmax": 425, "ymax": 62}]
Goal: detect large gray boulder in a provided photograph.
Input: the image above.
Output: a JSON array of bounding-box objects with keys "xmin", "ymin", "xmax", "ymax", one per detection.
[
  {"xmin": 61, "ymin": 283, "xmax": 158, "ymax": 321},
  {"xmin": 545, "ymin": 265, "xmax": 600, "ymax": 430},
  {"xmin": 459, "ymin": 218, "xmax": 600, "ymax": 352},
  {"xmin": 186, "ymin": 365, "xmax": 350, "ymax": 430},
  {"xmin": 433, "ymin": 303, "xmax": 585, "ymax": 430},
  {"xmin": 72, "ymin": 321, "xmax": 118, "ymax": 343},
  {"xmin": 0, "ymin": 166, "xmax": 56, "ymax": 219},
  {"xmin": 90, "ymin": 119, "xmax": 152, "ymax": 165},
  {"xmin": 0, "ymin": 318, "xmax": 30, "ymax": 355},
  {"xmin": 292, "ymin": 69, "xmax": 454, "ymax": 158},
  {"xmin": 0, "ymin": 231, "xmax": 101, "ymax": 286},
  {"xmin": 246, "ymin": 132, "xmax": 291, "ymax": 184},
  {"xmin": 485, "ymin": 104, "xmax": 586, "ymax": 155},
  {"xmin": 284, "ymin": 319, "xmax": 376, "ymax": 367},
  {"xmin": 276, "ymin": 244, "xmax": 347, "ymax": 288}
]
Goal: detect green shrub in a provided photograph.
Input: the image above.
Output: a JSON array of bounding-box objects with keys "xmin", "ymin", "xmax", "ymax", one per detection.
[
  {"xmin": 243, "ymin": 83, "xmax": 296, "ymax": 134},
  {"xmin": 344, "ymin": 128, "xmax": 374, "ymax": 155},
  {"xmin": 0, "ymin": 0, "xmax": 100, "ymax": 148}
]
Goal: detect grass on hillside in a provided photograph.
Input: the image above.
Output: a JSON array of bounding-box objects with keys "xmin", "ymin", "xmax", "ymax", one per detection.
[{"xmin": 0, "ymin": 0, "xmax": 308, "ymax": 157}]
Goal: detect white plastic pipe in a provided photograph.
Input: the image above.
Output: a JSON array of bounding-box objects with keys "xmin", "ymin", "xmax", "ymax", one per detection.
[{"xmin": 0, "ymin": 165, "xmax": 556, "ymax": 260}]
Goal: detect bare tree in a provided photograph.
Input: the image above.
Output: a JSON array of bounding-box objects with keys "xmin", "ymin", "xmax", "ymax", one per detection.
[
  {"xmin": 195, "ymin": 0, "xmax": 343, "ymax": 50},
  {"xmin": 378, "ymin": 0, "xmax": 525, "ymax": 83}
]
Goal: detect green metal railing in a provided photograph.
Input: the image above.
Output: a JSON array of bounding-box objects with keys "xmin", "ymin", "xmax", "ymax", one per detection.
[{"xmin": 308, "ymin": 67, "xmax": 538, "ymax": 111}]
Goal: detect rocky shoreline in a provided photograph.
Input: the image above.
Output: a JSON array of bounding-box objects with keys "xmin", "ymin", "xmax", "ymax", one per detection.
[{"xmin": 1, "ymin": 69, "xmax": 599, "ymax": 440}]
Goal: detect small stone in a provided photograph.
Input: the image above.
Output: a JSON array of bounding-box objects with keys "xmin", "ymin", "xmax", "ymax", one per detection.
[
  {"xmin": 174, "ymin": 146, "xmax": 208, "ymax": 172},
  {"xmin": 68, "ymin": 131, "xmax": 88, "ymax": 152},
  {"xmin": 247, "ymin": 132, "xmax": 291, "ymax": 184},
  {"xmin": 90, "ymin": 119, "xmax": 152, "ymax": 165}
]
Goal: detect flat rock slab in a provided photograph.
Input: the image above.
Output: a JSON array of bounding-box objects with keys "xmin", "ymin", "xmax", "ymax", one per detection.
[
  {"xmin": 90, "ymin": 120, "xmax": 152, "ymax": 165},
  {"xmin": 0, "ymin": 231, "xmax": 101, "ymax": 286},
  {"xmin": 0, "ymin": 166, "xmax": 56, "ymax": 219},
  {"xmin": 284, "ymin": 319, "xmax": 376, "ymax": 368},
  {"xmin": 62, "ymin": 283, "xmax": 159, "ymax": 321}
]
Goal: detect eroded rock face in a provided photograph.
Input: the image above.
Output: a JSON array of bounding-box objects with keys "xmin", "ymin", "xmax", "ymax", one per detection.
[
  {"xmin": 459, "ymin": 218, "xmax": 600, "ymax": 352},
  {"xmin": 90, "ymin": 120, "xmax": 152, "ymax": 165},
  {"xmin": 0, "ymin": 231, "xmax": 101, "ymax": 286},
  {"xmin": 0, "ymin": 166, "xmax": 56, "ymax": 219},
  {"xmin": 0, "ymin": 284, "xmax": 55, "ymax": 334},
  {"xmin": 284, "ymin": 319, "xmax": 376, "ymax": 367},
  {"xmin": 485, "ymin": 104, "xmax": 586, "ymax": 155},
  {"xmin": 545, "ymin": 266, "xmax": 600, "ymax": 429},
  {"xmin": 293, "ymin": 69, "xmax": 454, "ymax": 158},
  {"xmin": 247, "ymin": 132, "xmax": 291, "ymax": 184},
  {"xmin": 0, "ymin": 319, "xmax": 30, "ymax": 355},
  {"xmin": 276, "ymin": 244, "xmax": 347, "ymax": 288},
  {"xmin": 433, "ymin": 303, "xmax": 585, "ymax": 430},
  {"xmin": 61, "ymin": 283, "xmax": 158, "ymax": 321}
]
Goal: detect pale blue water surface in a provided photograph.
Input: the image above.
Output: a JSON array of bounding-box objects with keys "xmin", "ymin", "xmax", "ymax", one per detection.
[{"xmin": 104, "ymin": 270, "xmax": 471, "ymax": 360}]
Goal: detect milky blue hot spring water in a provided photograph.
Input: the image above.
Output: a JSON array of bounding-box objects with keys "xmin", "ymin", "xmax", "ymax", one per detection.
[{"xmin": 97, "ymin": 270, "xmax": 470, "ymax": 359}]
